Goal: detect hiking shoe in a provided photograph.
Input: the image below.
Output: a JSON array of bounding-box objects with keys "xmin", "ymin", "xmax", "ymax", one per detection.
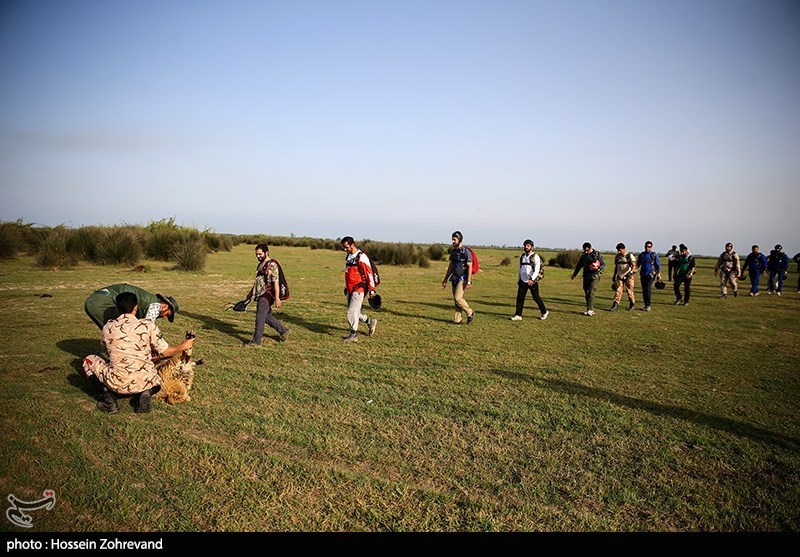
[
  {"xmin": 343, "ymin": 333, "xmax": 358, "ymax": 342},
  {"xmin": 674, "ymin": 299, "xmax": 683, "ymax": 305},
  {"xmin": 135, "ymin": 389, "xmax": 151, "ymax": 414},
  {"xmin": 733, "ymin": 291, "xmax": 738, "ymax": 298},
  {"xmin": 609, "ymin": 302, "xmax": 618, "ymax": 312},
  {"xmin": 683, "ymin": 301, "xmax": 690, "ymax": 306},
  {"xmin": 368, "ymin": 318, "xmax": 378, "ymax": 336},
  {"xmin": 539, "ymin": 311, "xmax": 549, "ymax": 320},
  {"xmin": 628, "ymin": 302, "xmax": 635, "ymax": 311},
  {"xmin": 279, "ymin": 329, "xmax": 290, "ymax": 342},
  {"xmin": 96, "ymin": 388, "xmax": 118, "ymax": 414},
  {"xmin": 510, "ymin": 315, "xmax": 523, "ymax": 321},
  {"xmin": 467, "ymin": 311, "xmax": 475, "ymax": 325}
]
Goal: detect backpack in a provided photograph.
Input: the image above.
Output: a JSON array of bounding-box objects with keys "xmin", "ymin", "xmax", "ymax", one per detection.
[
  {"xmin": 356, "ymin": 251, "xmax": 381, "ymax": 288},
  {"xmin": 265, "ymin": 259, "xmax": 290, "ymax": 301},
  {"xmin": 520, "ymin": 252, "xmax": 544, "ymax": 282},
  {"xmin": 467, "ymin": 247, "xmax": 480, "ymax": 274}
]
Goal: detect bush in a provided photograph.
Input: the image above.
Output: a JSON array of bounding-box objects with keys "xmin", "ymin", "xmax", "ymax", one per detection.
[
  {"xmin": 553, "ymin": 249, "xmax": 581, "ymax": 269},
  {"xmin": 427, "ymin": 244, "xmax": 446, "ymax": 261},
  {"xmin": 35, "ymin": 227, "xmax": 77, "ymax": 268},
  {"xmin": 94, "ymin": 226, "xmax": 142, "ymax": 265},
  {"xmin": 500, "ymin": 257, "xmax": 512, "ymax": 266},
  {"xmin": 0, "ymin": 221, "xmax": 23, "ymax": 259},
  {"xmin": 66, "ymin": 226, "xmax": 102, "ymax": 261},
  {"xmin": 171, "ymin": 234, "xmax": 207, "ymax": 271},
  {"xmin": 145, "ymin": 219, "xmax": 184, "ymax": 261}
]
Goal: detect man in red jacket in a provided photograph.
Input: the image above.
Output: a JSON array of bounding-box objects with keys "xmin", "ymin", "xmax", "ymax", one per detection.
[{"xmin": 341, "ymin": 236, "xmax": 378, "ymax": 342}]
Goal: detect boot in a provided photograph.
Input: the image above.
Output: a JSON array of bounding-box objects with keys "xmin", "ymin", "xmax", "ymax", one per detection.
[
  {"xmin": 97, "ymin": 386, "xmax": 119, "ymax": 414},
  {"xmin": 609, "ymin": 302, "xmax": 618, "ymax": 312},
  {"xmin": 135, "ymin": 388, "xmax": 154, "ymax": 414}
]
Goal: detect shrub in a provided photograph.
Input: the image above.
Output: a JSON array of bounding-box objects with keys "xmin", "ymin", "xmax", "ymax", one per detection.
[
  {"xmin": 66, "ymin": 226, "xmax": 102, "ymax": 261},
  {"xmin": 0, "ymin": 221, "xmax": 23, "ymax": 259},
  {"xmin": 500, "ymin": 257, "xmax": 512, "ymax": 266},
  {"xmin": 94, "ymin": 226, "xmax": 142, "ymax": 265},
  {"xmin": 553, "ymin": 249, "xmax": 581, "ymax": 269},
  {"xmin": 145, "ymin": 219, "xmax": 184, "ymax": 261},
  {"xmin": 171, "ymin": 234, "xmax": 207, "ymax": 271},
  {"xmin": 427, "ymin": 244, "xmax": 445, "ymax": 261},
  {"xmin": 35, "ymin": 227, "xmax": 76, "ymax": 268}
]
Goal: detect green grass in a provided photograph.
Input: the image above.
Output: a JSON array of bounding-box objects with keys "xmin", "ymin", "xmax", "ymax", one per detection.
[{"xmin": 1, "ymin": 244, "xmax": 798, "ymax": 531}]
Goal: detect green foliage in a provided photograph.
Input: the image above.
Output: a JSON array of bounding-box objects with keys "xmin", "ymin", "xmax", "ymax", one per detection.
[
  {"xmin": 171, "ymin": 233, "xmax": 208, "ymax": 271},
  {"xmin": 0, "ymin": 221, "xmax": 23, "ymax": 259},
  {"xmin": 427, "ymin": 244, "xmax": 446, "ymax": 261},
  {"xmin": 34, "ymin": 226, "xmax": 76, "ymax": 268},
  {"xmin": 94, "ymin": 226, "xmax": 142, "ymax": 265},
  {"xmin": 553, "ymin": 249, "xmax": 581, "ymax": 268},
  {"xmin": 65, "ymin": 225, "xmax": 102, "ymax": 261}
]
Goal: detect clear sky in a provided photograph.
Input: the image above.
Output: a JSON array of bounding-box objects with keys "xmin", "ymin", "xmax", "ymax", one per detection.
[{"xmin": 1, "ymin": 0, "xmax": 798, "ymax": 256}]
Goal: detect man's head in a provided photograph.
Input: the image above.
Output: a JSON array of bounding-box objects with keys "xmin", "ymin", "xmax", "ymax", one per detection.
[
  {"xmin": 523, "ymin": 239, "xmax": 534, "ymax": 253},
  {"xmin": 752, "ymin": 245, "xmax": 759, "ymax": 253},
  {"xmin": 452, "ymin": 231, "xmax": 463, "ymax": 248},
  {"xmin": 775, "ymin": 244, "xmax": 783, "ymax": 252},
  {"xmin": 725, "ymin": 242, "xmax": 733, "ymax": 252},
  {"xmin": 341, "ymin": 236, "xmax": 357, "ymax": 254},
  {"xmin": 672, "ymin": 245, "xmax": 677, "ymax": 250},
  {"xmin": 255, "ymin": 243, "xmax": 269, "ymax": 263},
  {"xmin": 644, "ymin": 241, "xmax": 653, "ymax": 251},
  {"xmin": 115, "ymin": 292, "xmax": 138, "ymax": 315},
  {"xmin": 616, "ymin": 242, "xmax": 626, "ymax": 253},
  {"xmin": 680, "ymin": 243, "xmax": 688, "ymax": 253},
  {"xmin": 156, "ymin": 294, "xmax": 179, "ymax": 322}
]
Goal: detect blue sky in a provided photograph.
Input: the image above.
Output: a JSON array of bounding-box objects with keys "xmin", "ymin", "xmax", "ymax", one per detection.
[{"xmin": 1, "ymin": 0, "xmax": 798, "ymax": 255}]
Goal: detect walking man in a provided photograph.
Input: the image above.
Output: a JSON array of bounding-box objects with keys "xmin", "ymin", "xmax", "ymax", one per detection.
[
  {"xmin": 341, "ymin": 236, "xmax": 379, "ymax": 341},
  {"xmin": 571, "ymin": 242, "xmax": 605, "ymax": 316},
  {"xmin": 666, "ymin": 245, "xmax": 679, "ymax": 281},
  {"xmin": 85, "ymin": 283, "xmax": 178, "ymax": 330},
  {"xmin": 441, "ymin": 231, "xmax": 475, "ymax": 324},
  {"xmin": 794, "ymin": 251, "xmax": 800, "ymax": 293},
  {"xmin": 82, "ymin": 291, "xmax": 195, "ymax": 414},
  {"xmin": 767, "ymin": 244, "xmax": 789, "ymax": 295},
  {"xmin": 714, "ymin": 242, "xmax": 741, "ymax": 298},
  {"xmin": 636, "ymin": 241, "xmax": 661, "ymax": 312},
  {"xmin": 510, "ymin": 239, "xmax": 548, "ymax": 321},
  {"xmin": 244, "ymin": 244, "xmax": 289, "ymax": 347},
  {"xmin": 610, "ymin": 242, "xmax": 636, "ymax": 312},
  {"xmin": 673, "ymin": 244, "xmax": 696, "ymax": 306},
  {"xmin": 740, "ymin": 245, "xmax": 768, "ymax": 296}
]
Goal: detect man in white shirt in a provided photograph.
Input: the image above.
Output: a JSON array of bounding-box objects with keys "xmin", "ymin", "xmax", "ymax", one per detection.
[{"xmin": 510, "ymin": 239, "xmax": 549, "ymax": 321}]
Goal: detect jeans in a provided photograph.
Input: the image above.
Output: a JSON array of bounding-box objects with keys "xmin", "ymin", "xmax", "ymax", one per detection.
[
  {"xmin": 640, "ymin": 273, "xmax": 654, "ymax": 308},
  {"xmin": 515, "ymin": 280, "xmax": 547, "ymax": 316},
  {"xmin": 768, "ymin": 270, "xmax": 784, "ymax": 293},
  {"xmin": 748, "ymin": 270, "xmax": 762, "ymax": 294}
]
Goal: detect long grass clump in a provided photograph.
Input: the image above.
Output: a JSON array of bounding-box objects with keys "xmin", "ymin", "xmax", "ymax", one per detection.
[
  {"xmin": 171, "ymin": 233, "xmax": 207, "ymax": 271},
  {"xmin": 93, "ymin": 226, "xmax": 142, "ymax": 265}
]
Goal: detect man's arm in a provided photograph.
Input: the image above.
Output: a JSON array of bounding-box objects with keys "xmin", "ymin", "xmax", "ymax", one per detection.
[
  {"xmin": 442, "ymin": 261, "xmax": 454, "ymax": 287},
  {"xmin": 162, "ymin": 337, "xmax": 195, "ymax": 359}
]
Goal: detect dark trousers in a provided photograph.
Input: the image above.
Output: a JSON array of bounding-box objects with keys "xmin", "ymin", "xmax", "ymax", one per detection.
[
  {"xmin": 253, "ymin": 296, "xmax": 287, "ymax": 343},
  {"xmin": 768, "ymin": 271, "xmax": 784, "ymax": 293},
  {"xmin": 640, "ymin": 273, "xmax": 655, "ymax": 307},
  {"xmin": 674, "ymin": 275, "xmax": 692, "ymax": 303},
  {"xmin": 515, "ymin": 280, "xmax": 547, "ymax": 316},
  {"xmin": 583, "ymin": 275, "xmax": 600, "ymax": 310},
  {"xmin": 748, "ymin": 270, "xmax": 762, "ymax": 294},
  {"xmin": 668, "ymin": 260, "xmax": 677, "ymax": 281}
]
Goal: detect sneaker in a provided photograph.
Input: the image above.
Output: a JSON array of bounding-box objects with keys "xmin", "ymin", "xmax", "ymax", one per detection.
[
  {"xmin": 628, "ymin": 302, "xmax": 635, "ymax": 311},
  {"xmin": 510, "ymin": 315, "xmax": 523, "ymax": 321},
  {"xmin": 777, "ymin": 292, "xmax": 781, "ymax": 296},
  {"xmin": 135, "ymin": 389, "xmax": 152, "ymax": 414},
  {"xmin": 539, "ymin": 311, "xmax": 549, "ymax": 321},
  {"xmin": 749, "ymin": 292, "xmax": 754, "ymax": 297},
  {"xmin": 368, "ymin": 318, "xmax": 378, "ymax": 336},
  {"xmin": 583, "ymin": 310, "xmax": 595, "ymax": 316},
  {"xmin": 644, "ymin": 306, "xmax": 651, "ymax": 312},
  {"xmin": 467, "ymin": 311, "xmax": 475, "ymax": 325},
  {"xmin": 754, "ymin": 292, "xmax": 760, "ymax": 297},
  {"xmin": 721, "ymin": 294, "xmax": 727, "ymax": 298},
  {"xmin": 683, "ymin": 301, "xmax": 690, "ymax": 306},
  {"xmin": 343, "ymin": 333, "xmax": 358, "ymax": 342},
  {"xmin": 244, "ymin": 341, "xmax": 262, "ymax": 348},
  {"xmin": 674, "ymin": 299, "xmax": 683, "ymax": 305},
  {"xmin": 279, "ymin": 328, "xmax": 290, "ymax": 342},
  {"xmin": 609, "ymin": 302, "xmax": 618, "ymax": 312},
  {"xmin": 767, "ymin": 291, "xmax": 773, "ymax": 295}
]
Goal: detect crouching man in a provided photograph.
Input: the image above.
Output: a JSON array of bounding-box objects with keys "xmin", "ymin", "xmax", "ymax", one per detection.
[{"xmin": 82, "ymin": 291, "xmax": 195, "ymax": 414}]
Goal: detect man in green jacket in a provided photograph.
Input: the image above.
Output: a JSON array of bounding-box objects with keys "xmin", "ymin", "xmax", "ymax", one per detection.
[
  {"xmin": 571, "ymin": 242, "xmax": 606, "ymax": 316},
  {"xmin": 84, "ymin": 283, "xmax": 179, "ymax": 329}
]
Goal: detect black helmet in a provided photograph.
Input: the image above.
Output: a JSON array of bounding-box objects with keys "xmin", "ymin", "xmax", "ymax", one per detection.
[
  {"xmin": 452, "ymin": 231, "xmax": 463, "ymax": 242},
  {"xmin": 654, "ymin": 278, "xmax": 666, "ymax": 290},
  {"xmin": 368, "ymin": 294, "xmax": 382, "ymax": 310}
]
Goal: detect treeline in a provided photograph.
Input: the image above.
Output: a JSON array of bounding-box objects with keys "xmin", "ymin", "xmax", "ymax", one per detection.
[{"xmin": 0, "ymin": 219, "xmax": 235, "ymax": 271}]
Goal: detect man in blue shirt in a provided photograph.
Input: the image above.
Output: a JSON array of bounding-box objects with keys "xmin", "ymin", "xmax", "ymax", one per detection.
[
  {"xmin": 740, "ymin": 245, "xmax": 768, "ymax": 296},
  {"xmin": 766, "ymin": 244, "xmax": 789, "ymax": 296},
  {"xmin": 636, "ymin": 241, "xmax": 661, "ymax": 312},
  {"xmin": 441, "ymin": 231, "xmax": 475, "ymax": 324}
]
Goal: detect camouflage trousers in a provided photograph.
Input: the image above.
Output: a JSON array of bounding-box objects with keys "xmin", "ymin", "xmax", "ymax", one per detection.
[
  {"xmin": 613, "ymin": 274, "xmax": 636, "ymax": 304},
  {"xmin": 719, "ymin": 269, "xmax": 738, "ymax": 295}
]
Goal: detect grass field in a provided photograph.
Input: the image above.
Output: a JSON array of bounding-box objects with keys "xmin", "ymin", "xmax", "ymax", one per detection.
[{"xmin": 1, "ymin": 243, "xmax": 798, "ymax": 532}]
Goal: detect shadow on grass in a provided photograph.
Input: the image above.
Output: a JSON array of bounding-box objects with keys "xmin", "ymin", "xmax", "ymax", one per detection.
[
  {"xmin": 489, "ymin": 369, "xmax": 800, "ymax": 452},
  {"xmin": 180, "ymin": 310, "xmax": 251, "ymax": 344},
  {"xmin": 57, "ymin": 339, "xmax": 102, "ymax": 399}
]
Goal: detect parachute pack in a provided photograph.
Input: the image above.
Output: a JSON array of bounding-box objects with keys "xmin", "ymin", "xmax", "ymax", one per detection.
[{"xmin": 266, "ymin": 259, "xmax": 290, "ymax": 301}]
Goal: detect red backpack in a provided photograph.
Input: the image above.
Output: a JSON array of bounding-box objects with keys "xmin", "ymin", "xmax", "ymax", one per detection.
[{"xmin": 467, "ymin": 247, "xmax": 480, "ymax": 274}]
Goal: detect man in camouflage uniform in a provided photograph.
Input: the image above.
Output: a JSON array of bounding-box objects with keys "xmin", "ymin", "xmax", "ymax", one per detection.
[
  {"xmin": 82, "ymin": 291, "xmax": 195, "ymax": 414},
  {"xmin": 714, "ymin": 242, "xmax": 741, "ymax": 298},
  {"xmin": 610, "ymin": 243, "xmax": 636, "ymax": 312}
]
